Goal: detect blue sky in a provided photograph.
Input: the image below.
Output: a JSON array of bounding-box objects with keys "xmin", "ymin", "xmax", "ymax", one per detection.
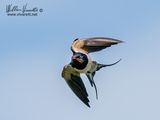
[{"xmin": 0, "ymin": 0, "xmax": 160, "ymax": 120}]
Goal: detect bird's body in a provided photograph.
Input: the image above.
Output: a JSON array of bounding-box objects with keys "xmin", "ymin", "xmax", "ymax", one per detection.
[{"xmin": 62, "ymin": 37, "xmax": 122, "ymax": 107}]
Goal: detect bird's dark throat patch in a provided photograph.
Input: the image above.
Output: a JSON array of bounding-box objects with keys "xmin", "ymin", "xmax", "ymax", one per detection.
[{"xmin": 70, "ymin": 53, "xmax": 88, "ymax": 70}]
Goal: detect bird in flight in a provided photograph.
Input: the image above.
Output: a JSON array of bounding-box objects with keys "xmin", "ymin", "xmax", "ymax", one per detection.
[{"xmin": 62, "ymin": 37, "xmax": 122, "ymax": 107}]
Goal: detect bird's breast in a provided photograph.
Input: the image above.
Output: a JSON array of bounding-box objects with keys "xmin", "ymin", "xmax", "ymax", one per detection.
[{"xmin": 73, "ymin": 61, "xmax": 92, "ymax": 73}]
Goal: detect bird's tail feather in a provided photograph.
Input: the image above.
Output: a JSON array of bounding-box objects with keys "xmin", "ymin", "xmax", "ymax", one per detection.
[
  {"xmin": 86, "ymin": 73, "xmax": 98, "ymax": 99},
  {"xmin": 96, "ymin": 59, "xmax": 121, "ymax": 71}
]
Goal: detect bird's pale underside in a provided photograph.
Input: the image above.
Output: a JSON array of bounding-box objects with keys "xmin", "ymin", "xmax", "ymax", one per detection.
[{"xmin": 62, "ymin": 37, "xmax": 122, "ymax": 107}]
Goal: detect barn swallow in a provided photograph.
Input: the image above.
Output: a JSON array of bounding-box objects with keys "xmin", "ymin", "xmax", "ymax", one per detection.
[{"xmin": 62, "ymin": 37, "xmax": 122, "ymax": 107}]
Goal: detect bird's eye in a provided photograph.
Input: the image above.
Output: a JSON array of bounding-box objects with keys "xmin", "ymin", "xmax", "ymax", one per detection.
[{"xmin": 76, "ymin": 56, "xmax": 80, "ymax": 58}]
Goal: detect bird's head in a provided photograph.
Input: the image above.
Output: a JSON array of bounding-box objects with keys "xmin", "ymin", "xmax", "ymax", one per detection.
[{"xmin": 70, "ymin": 53, "xmax": 88, "ymax": 69}]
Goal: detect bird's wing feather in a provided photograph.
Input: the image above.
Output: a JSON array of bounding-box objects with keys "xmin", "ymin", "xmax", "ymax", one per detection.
[
  {"xmin": 62, "ymin": 65, "xmax": 90, "ymax": 107},
  {"xmin": 71, "ymin": 37, "xmax": 122, "ymax": 53}
]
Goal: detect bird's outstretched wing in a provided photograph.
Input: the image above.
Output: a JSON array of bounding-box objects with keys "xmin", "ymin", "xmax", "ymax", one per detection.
[
  {"xmin": 71, "ymin": 37, "xmax": 122, "ymax": 53},
  {"xmin": 62, "ymin": 65, "xmax": 90, "ymax": 107}
]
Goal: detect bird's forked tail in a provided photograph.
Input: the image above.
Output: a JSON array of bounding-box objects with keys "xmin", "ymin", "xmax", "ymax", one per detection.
[{"xmin": 96, "ymin": 59, "xmax": 121, "ymax": 71}]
